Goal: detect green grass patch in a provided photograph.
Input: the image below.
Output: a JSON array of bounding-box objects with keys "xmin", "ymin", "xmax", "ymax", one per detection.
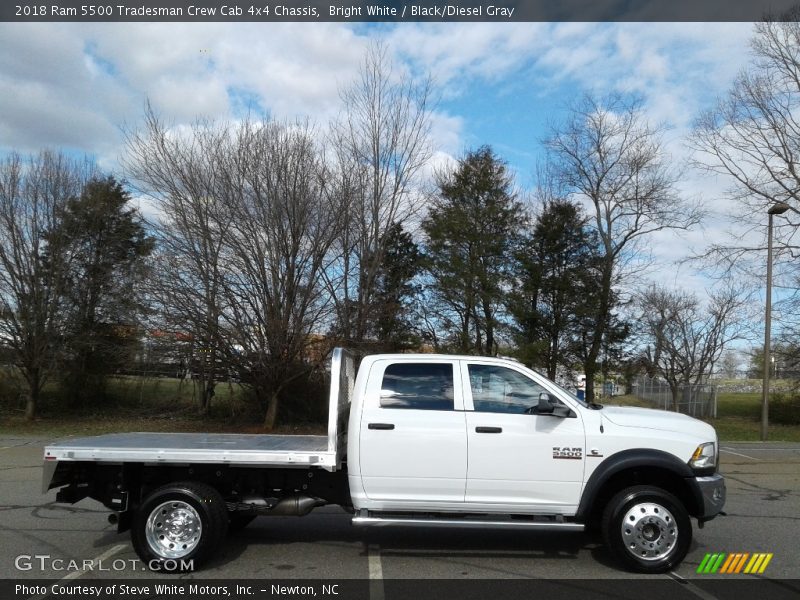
[
  {"xmin": 0, "ymin": 374, "xmax": 326, "ymax": 437},
  {"xmin": 603, "ymin": 395, "xmax": 653, "ymax": 408},
  {"xmin": 704, "ymin": 417, "xmax": 800, "ymax": 442},
  {"xmin": 708, "ymin": 391, "xmax": 800, "ymax": 439},
  {"xmin": 604, "ymin": 392, "xmax": 800, "ymax": 442},
  {"xmin": 715, "ymin": 392, "xmax": 761, "ymax": 419}
]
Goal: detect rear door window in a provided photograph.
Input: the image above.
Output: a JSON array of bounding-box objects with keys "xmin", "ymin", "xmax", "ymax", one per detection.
[{"xmin": 380, "ymin": 363, "xmax": 455, "ymax": 411}]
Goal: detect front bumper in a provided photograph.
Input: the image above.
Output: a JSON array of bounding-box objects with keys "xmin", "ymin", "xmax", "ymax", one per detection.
[{"xmin": 694, "ymin": 473, "xmax": 726, "ymax": 520}]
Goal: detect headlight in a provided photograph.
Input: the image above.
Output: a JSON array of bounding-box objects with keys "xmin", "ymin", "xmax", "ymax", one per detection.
[{"xmin": 690, "ymin": 442, "xmax": 716, "ymax": 469}]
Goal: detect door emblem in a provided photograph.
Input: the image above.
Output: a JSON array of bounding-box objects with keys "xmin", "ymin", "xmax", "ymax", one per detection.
[{"xmin": 552, "ymin": 447, "xmax": 582, "ymax": 459}]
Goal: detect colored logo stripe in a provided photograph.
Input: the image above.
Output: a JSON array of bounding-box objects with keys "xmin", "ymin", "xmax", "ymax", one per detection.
[
  {"xmin": 697, "ymin": 553, "xmax": 713, "ymax": 573},
  {"xmin": 697, "ymin": 553, "xmax": 726, "ymax": 573},
  {"xmin": 698, "ymin": 552, "xmax": 773, "ymax": 574},
  {"xmin": 744, "ymin": 553, "xmax": 773, "ymax": 574},
  {"xmin": 719, "ymin": 553, "xmax": 736, "ymax": 573},
  {"xmin": 727, "ymin": 553, "xmax": 747, "ymax": 573}
]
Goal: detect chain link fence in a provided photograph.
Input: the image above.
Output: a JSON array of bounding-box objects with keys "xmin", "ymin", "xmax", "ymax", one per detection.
[{"xmin": 631, "ymin": 375, "xmax": 717, "ymax": 418}]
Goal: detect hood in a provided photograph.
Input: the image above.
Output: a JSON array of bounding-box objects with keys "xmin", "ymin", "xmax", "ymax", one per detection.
[{"xmin": 601, "ymin": 406, "xmax": 716, "ymax": 439}]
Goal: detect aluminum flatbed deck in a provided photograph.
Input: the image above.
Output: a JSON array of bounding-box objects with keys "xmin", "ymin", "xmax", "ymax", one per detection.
[
  {"xmin": 44, "ymin": 432, "xmax": 335, "ymax": 466},
  {"xmin": 43, "ymin": 349, "xmax": 356, "ymax": 474}
]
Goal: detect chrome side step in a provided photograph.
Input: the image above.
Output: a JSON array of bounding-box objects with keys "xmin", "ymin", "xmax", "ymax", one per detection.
[{"xmin": 352, "ymin": 515, "xmax": 584, "ymax": 532}]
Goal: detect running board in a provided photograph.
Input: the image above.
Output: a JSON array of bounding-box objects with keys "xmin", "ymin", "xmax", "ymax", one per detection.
[{"xmin": 352, "ymin": 515, "xmax": 584, "ymax": 532}]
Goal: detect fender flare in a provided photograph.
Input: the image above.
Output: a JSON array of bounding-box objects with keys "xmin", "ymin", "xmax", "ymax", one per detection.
[{"xmin": 575, "ymin": 448, "xmax": 700, "ymax": 521}]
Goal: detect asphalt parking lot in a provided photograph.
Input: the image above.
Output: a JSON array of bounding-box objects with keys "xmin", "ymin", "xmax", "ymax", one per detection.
[{"xmin": 0, "ymin": 436, "xmax": 798, "ymax": 597}]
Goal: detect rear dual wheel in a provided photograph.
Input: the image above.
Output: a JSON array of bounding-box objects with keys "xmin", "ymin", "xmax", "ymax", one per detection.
[{"xmin": 131, "ymin": 481, "xmax": 229, "ymax": 572}]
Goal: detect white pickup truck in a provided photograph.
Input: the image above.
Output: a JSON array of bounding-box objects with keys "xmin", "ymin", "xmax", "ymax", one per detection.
[{"xmin": 43, "ymin": 349, "xmax": 725, "ymax": 574}]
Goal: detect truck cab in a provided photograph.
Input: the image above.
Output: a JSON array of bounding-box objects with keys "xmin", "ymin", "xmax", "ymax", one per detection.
[{"xmin": 348, "ymin": 354, "xmax": 725, "ymax": 572}]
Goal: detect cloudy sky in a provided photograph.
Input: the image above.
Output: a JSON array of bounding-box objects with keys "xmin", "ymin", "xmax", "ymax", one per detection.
[{"xmin": 0, "ymin": 20, "xmax": 762, "ymax": 300}]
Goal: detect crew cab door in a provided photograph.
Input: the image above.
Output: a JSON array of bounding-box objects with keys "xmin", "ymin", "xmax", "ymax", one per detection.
[
  {"xmin": 358, "ymin": 359, "xmax": 467, "ymax": 503},
  {"xmin": 463, "ymin": 361, "xmax": 585, "ymax": 511}
]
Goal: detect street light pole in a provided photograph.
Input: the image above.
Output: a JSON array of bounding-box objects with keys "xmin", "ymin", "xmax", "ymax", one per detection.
[{"xmin": 761, "ymin": 202, "xmax": 791, "ymax": 441}]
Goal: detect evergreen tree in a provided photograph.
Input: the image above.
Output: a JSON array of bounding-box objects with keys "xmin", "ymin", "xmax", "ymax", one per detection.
[
  {"xmin": 371, "ymin": 223, "xmax": 421, "ymax": 351},
  {"xmin": 46, "ymin": 176, "xmax": 154, "ymax": 405},
  {"xmin": 511, "ymin": 199, "xmax": 603, "ymax": 379},
  {"xmin": 422, "ymin": 146, "xmax": 524, "ymax": 355}
]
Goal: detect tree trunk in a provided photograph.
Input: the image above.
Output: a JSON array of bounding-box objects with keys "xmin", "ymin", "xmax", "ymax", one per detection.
[
  {"xmin": 584, "ymin": 260, "xmax": 614, "ymax": 402},
  {"xmin": 68, "ymin": 352, "xmax": 88, "ymax": 408},
  {"xmin": 548, "ymin": 334, "xmax": 559, "ymax": 381},
  {"xmin": 671, "ymin": 386, "xmax": 681, "ymax": 412},
  {"xmin": 482, "ymin": 297, "xmax": 494, "ymax": 356},
  {"xmin": 25, "ymin": 391, "xmax": 37, "ymax": 421},
  {"xmin": 200, "ymin": 379, "xmax": 214, "ymax": 416},
  {"xmin": 460, "ymin": 309, "xmax": 471, "ymax": 354},
  {"xmin": 24, "ymin": 369, "xmax": 41, "ymax": 421},
  {"xmin": 264, "ymin": 392, "xmax": 279, "ymax": 431}
]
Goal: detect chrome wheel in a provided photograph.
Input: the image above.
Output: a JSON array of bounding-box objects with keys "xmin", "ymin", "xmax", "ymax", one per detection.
[
  {"xmin": 620, "ymin": 502, "xmax": 677, "ymax": 561},
  {"xmin": 144, "ymin": 500, "xmax": 202, "ymax": 559}
]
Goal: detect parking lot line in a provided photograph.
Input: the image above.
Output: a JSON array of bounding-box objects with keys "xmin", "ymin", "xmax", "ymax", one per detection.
[
  {"xmin": 26, "ymin": 544, "xmax": 128, "ymax": 600},
  {"xmin": 368, "ymin": 544, "xmax": 384, "ymax": 600},
  {"xmin": 668, "ymin": 572, "xmax": 719, "ymax": 600},
  {"xmin": 62, "ymin": 543, "xmax": 128, "ymax": 581},
  {"xmin": 721, "ymin": 447, "xmax": 759, "ymax": 461}
]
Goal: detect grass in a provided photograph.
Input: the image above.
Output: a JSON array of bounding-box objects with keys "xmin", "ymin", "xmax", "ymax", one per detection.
[
  {"xmin": 605, "ymin": 392, "xmax": 800, "ymax": 442},
  {"xmin": 707, "ymin": 392, "xmax": 800, "ymax": 441},
  {"xmin": 602, "ymin": 395, "xmax": 652, "ymax": 408},
  {"xmin": 0, "ymin": 374, "xmax": 326, "ymax": 438}
]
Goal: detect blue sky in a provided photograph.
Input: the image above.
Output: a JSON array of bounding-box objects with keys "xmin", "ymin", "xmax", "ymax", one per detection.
[
  {"xmin": 0, "ymin": 21, "xmax": 770, "ymax": 307},
  {"xmin": 0, "ymin": 22, "xmax": 753, "ymax": 171}
]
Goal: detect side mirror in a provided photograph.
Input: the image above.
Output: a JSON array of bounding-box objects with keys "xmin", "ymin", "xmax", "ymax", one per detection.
[{"xmin": 536, "ymin": 392, "xmax": 554, "ymax": 414}]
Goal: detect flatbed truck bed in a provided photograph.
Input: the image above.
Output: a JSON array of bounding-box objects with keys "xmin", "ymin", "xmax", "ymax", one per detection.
[
  {"xmin": 44, "ymin": 432, "xmax": 334, "ymax": 467},
  {"xmin": 42, "ymin": 349, "xmax": 356, "ymax": 497}
]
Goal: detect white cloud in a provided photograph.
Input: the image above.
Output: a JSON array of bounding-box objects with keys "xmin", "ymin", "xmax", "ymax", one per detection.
[
  {"xmin": 0, "ymin": 22, "xmax": 372, "ymax": 166},
  {"xmin": 0, "ymin": 20, "xmax": 769, "ymax": 318}
]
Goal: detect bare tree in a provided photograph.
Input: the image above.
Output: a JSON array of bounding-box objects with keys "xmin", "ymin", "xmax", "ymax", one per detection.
[
  {"xmin": 0, "ymin": 151, "xmax": 93, "ymax": 419},
  {"xmin": 719, "ymin": 349, "xmax": 741, "ymax": 379},
  {"xmin": 123, "ymin": 106, "xmax": 234, "ymax": 415},
  {"xmin": 544, "ymin": 93, "xmax": 704, "ymax": 401},
  {"xmin": 219, "ymin": 120, "xmax": 342, "ymax": 430},
  {"xmin": 637, "ymin": 285, "xmax": 747, "ymax": 410},
  {"xmin": 690, "ymin": 16, "xmax": 800, "ymax": 342},
  {"xmin": 125, "ymin": 107, "xmax": 345, "ymax": 429},
  {"xmin": 328, "ymin": 41, "xmax": 433, "ymax": 348},
  {"xmin": 691, "ymin": 17, "xmax": 800, "ymax": 274}
]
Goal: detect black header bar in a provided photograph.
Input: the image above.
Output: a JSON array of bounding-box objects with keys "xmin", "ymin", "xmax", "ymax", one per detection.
[{"xmin": 2, "ymin": 0, "xmax": 800, "ymax": 22}]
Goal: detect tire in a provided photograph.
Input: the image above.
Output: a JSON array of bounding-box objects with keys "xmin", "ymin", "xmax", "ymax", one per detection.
[
  {"xmin": 228, "ymin": 513, "xmax": 257, "ymax": 531},
  {"xmin": 131, "ymin": 481, "xmax": 229, "ymax": 572},
  {"xmin": 601, "ymin": 485, "xmax": 691, "ymax": 574}
]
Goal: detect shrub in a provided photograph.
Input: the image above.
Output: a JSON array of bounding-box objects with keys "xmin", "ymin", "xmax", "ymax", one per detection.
[
  {"xmin": 0, "ymin": 367, "xmax": 23, "ymax": 411},
  {"xmin": 771, "ymin": 392, "xmax": 800, "ymax": 426}
]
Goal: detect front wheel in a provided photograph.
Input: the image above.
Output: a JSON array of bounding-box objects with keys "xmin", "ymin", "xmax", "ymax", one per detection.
[
  {"xmin": 131, "ymin": 481, "xmax": 229, "ymax": 572},
  {"xmin": 602, "ymin": 485, "xmax": 691, "ymax": 573}
]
